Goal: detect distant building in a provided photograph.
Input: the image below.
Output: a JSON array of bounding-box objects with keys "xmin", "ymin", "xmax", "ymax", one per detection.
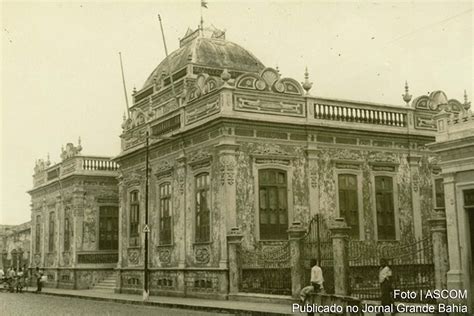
[
  {"xmin": 0, "ymin": 222, "xmax": 31, "ymax": 270},
  {"xmin": 428, "ymin": 101, "xmax": 474, "ymax": 310},
  {"xmin": 114, "ymin": 26, "xmax": 469, "ymax": 298},
  {"xmin": 28, "ymin": 140, "xmax": 119, "ymax": 289}
]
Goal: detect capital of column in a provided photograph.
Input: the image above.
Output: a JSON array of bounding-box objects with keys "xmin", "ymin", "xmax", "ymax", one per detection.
[
  {"xmin": 407, "ymin": 154, "xmax": 422, "ymax": 166},
  {"xmin": 329, "ymin": 218, "xmax": 351, "ymax": 238},
  {"xmin": 305, "ymin": 143, "xmax": 320, "ymax": 159},
  {"xmin": 227, "ymin": 227, "xmax": 243, "ymax": 244},
  {"xmin": 287, "ymin": 221, "xmax": 306, "ymax": 240},
  {"xmin": 215, "ymin": 136, "xmax": 239, "ymax": 154}
]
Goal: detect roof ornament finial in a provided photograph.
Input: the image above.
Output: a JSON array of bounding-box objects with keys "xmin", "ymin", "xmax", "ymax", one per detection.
[
  {"xmin": 464, "ymin": 89, "xmax": 471, "ymax": 109},
  {"xmin": 220, "ymin": 68, "xmax": 231, "ymax": 85},
  {"xmin": 133, "ymin": 86, "xmax": 137, "ymax": 95},
  {"xmin": 402, "ymin": 80, "xmax": 412, "ymax": 105},
  {"xmin": 301, "ymin": 66, "xmax": 313, "ymax": 95},
  {"xmin": 46, "ymin": 153, "xmax": 51, "ymax": 166},
  {"xmin": 276, "ymin": 65, "xmax": 280, "ymax": 74}
]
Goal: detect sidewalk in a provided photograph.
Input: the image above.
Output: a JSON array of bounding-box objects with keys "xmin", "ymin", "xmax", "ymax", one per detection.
[{"xmin": 26, "ymin": 287, "xmax": 294, "ymax": 315}]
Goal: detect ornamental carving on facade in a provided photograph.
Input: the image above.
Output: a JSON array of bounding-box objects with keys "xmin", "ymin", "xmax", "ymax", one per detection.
[
  {"xmin": 255, "ymin": 158, "xmax": 290, "ymax": 165},
  {"xmin": 309, "ymin": 165, "xmax": 318, "ymax": 189},
  {"xmin": 194, "ymin": 246, "xmax": 210, "ymax": 264},
  {"xmin": 332, "ymin": 149, "xmax": 362, "ymax": 161},
  {"xmin": 219, "ymin": 155, "xmax": 235, "ymax": 185},
  {"xmin": 176, "ymin": 168, "xmax": 185, "ymax": 194},
  {"xmin": 155, "ymin": 161, "xmax": 174, "ymax": 180},
  {"xmin": 185, "ymin": 98, "xmax": 220, "ymax": 125},
  {"xmin": 189, "ymin": 150, "xmax": 212, "ymax": 170},
  {"xmin": 128, "ymin": 249, "xmax": 140, "ymax": 265},
  {"xmin": 60, "ymin": 138, "xmax": 82, "ymax": 161},
  {"xmin": 63, "ymin": 252, "xmax": 70, "ymax": 266},
  {"xmin": 158, "ymin": 248, "xmax": 171, "ymax": 264},
  {"xmin": 368, "ymin": 151, "xmax": 397, "ymax": 163},
  {"xmin": 253, "ymin": 143, "xmax": 289, "ymax": 157},
  {"xmin": 46, "ymin": 253, "xmax": 55, "ymax": 267},
  {"xmin": 124, "ymin": 172, "xmax": 142, "ymax": 187}
]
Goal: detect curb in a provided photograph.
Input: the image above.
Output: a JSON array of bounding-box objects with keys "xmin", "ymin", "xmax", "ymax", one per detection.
[{"xmin": 26, "ymin": 290, "xmax": 293, "ymax": 316}]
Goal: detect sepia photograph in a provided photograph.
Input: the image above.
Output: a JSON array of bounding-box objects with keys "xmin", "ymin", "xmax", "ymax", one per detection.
[{"xmin": 1, "ymin": 0, "xmax": 473, "ymax": 315}]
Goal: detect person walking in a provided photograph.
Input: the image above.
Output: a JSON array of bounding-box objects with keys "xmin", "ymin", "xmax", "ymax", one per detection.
[{"xmin": 378, "ymin": 258, "xmax": 394, "ymax": 316}]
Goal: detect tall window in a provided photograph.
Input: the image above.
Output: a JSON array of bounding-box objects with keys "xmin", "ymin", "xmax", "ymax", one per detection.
[
  {"xmin": 64, "ymin": 217, "xmax": 70, "ymax": 251},
  {"xmin": 195, "ymin": 173, "xmax": 210, "ymax": 242},
  {"xmin": 159, "ymin": 183, "xmax": 172, "ymax": 245},
  {"xmin": 99, "ymin": 206, "xmax": 119, "ymax": 250},
  {"xmin": 338, "ymin": 174, "xmax": 360, "ymax": 238},
  {"xmin": 130, "ymin": 191, "xmax": 140, "ymax": 246},
  {"xmin": 259, "ymin": 169, "xmax": 288, "ymax": 240},
  {"xmin": 434, "ymin": 178, "xmax": 445, "ymax": 208},
  {"xmin": 35, "ymin": 215, "xmax": 41, "ymax": 253},
  {"xmin": 375, "ymin": 176, "xmax": 396, "ymax": 240},
  {"xmin": 49, "ymin": 212, "xmax": 55, "ymax": 252}
]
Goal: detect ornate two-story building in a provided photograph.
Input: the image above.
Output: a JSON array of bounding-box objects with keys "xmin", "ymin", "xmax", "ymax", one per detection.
[
  {"xmin": 28, "ymin": 140, "xmax": 119, "ymax": 289},
  {"xmin": 114, "ymin": 26, "xmax": 470, "ymax": 298}
]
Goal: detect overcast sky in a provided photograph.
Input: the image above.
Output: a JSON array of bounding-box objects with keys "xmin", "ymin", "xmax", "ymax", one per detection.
[{"xmin": 1, "ymin": 0, "xmax": 472, "ymax": 225}]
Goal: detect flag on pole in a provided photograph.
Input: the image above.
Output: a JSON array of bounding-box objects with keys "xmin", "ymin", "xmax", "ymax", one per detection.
[{"xmin": 201, "ymin": 0, "xmax": 208, "ymax": 8}]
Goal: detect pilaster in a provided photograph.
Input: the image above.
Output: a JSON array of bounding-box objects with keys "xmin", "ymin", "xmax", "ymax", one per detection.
[
  {"xmin": 408, "ymin": 154, "xmax": 422, "ymax": 239},
  {"xmin": 329, "ymin": 218, "xmax": 350, "ymax": 296},
  {"xmin": 306, "ymin": 143, "xmax": 320, "ymax": 218}
]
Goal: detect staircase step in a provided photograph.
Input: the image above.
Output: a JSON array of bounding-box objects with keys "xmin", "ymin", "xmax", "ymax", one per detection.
[{"xmin": 93, "ymin": 285, "xmax": 116, "ymax": 290}]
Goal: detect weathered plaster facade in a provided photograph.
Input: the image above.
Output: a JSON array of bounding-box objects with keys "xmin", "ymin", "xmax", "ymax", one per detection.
[
  {"xmin": 428, "ymin": 103, "xmax": 474, "ymax": 312},
  {"xmin": 0, "ymin": 222, "xmax": 31, "ymax": 270},
  {"xmin": 115, "ymin": 26, "xmax": 468, "ymax": 298},
  {"xmin": 28, "ymin": 141, "xmax": 119, "ymax": 289}
]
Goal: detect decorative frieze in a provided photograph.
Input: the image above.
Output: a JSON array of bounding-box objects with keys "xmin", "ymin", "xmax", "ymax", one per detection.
[
  {"xmin": 185, "ymin": 98, "xmax": 220, "ymax": 125},
  {"xmin": 234, "ymin": 95, "xmax": 305, "ymax": 117},
  {"xmin": 219, "ymin": 156, "xmax": 235, "ymax": 185}
]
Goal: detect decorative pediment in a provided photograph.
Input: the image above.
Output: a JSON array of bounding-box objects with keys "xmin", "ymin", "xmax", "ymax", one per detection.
[
  {"xmin": 155, "ymin": 161, "xmax": 174, "ymax": 180},
  {"xmin": 188, "ymin": 74, "xmax": 224, "ymax": 102},
  {"xmin": 235, "ymin": 68, "xmax": 304, "ymax": 96},
  {"xmin": 253, "ymin": 143, "xmax": 290, "ymax": 156},
  {"xmin": 124, "ymin": 172, "xmax": 142, "ymax": 187},
  {"xmin": 188, "ymin": 150, "xmax": 212, "ymax": 169}
]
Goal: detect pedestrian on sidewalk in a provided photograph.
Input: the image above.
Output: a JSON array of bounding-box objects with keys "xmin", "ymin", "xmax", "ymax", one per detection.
[
  {"xmin": 378, "ymin": 258, "xmax": 394, "ymax": 316},
  {"xmin": 35, "ymin": 267, "xmax": 43, "ymax": 293},
  {"xmin": 299, "ymin": 258, "xmax": 324, "ymax": 302}
]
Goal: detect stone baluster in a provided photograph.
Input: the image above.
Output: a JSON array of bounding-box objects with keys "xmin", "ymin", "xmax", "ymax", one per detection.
[{"xmin": 329, "ymin": 218, "xmax": 351, "ymax": 295}]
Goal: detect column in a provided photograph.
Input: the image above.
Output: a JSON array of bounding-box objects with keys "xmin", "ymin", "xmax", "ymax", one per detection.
[
  {"xmin": 306, "ymin": 143, "xmax": 320, "ymax": 218},
  {"xmin": 72, "ymin": 187, "xmax": 85, "ymax": 288},
  {"xmin": 429, "ymin": 208, "xmax": 448, "ymax": 290},
  {"xmin": 215, "ymin": 137, "xmax": 239, "ymax": 268},
  {"xmin": 175, "ymin": 154, "xmax": 186, "ymax": 294},
  {"xmin": 288, "ymin": 222, "xmax": 306, "ymax": 299},
  {"xmin": 329, "ymin": 218, "xmax": 351, "ymax": 296},
  {"xmin": 408, "ymin": 155, "xmax": 422, "ymax": 239},
  {"xmin": 226, "ymin": 227, "xmax": 243, "ymax": 295},
  {"xmin": 443, "ymin": 173, "xmax": 463, "ymax": 289}
]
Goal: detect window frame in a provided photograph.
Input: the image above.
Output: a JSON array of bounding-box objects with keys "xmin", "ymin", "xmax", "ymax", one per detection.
[
  {"xmin": 253, "ymin": 162, "xmax": 293, "ymax": 242},
  {"xmin": 129, "ymin": 190, "xmax": 140, "ymax": 247},
  {"xmin": 194, "ymin": 172, "xmax": 211, "ymax": 243},
  {"xmin": 99, "ymin": 205, "xmax": 119, "ymax": 250},
  {"xmin": 64, "ymin": 216, "xmax": 70, "ymax": 251},
  {"xmin": 372, "ymin": 173, "xmax": 399, "ymax": 241},
  {"xmin": 48, "ymin": 211, "xmax": 55, "ymax": 252},
  {"xmin": 35, "ymin": 215, "xmax": 41, "ymax": 253},
  {"xmin": 335, "ymin": 170, "xmax": 364, "ymax": 240},
  {"xmin": 158, "ymin": 182, "xmax": 173, "ymax": 246},
  {"xmin": 433, "ymin": 177, "xmax": 446, "ymax": 209}
]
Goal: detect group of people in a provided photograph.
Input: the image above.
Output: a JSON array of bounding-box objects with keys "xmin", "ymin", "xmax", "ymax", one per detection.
[
  {"xmin": 0, "ymin": 266, "xmax": 45, "ymax": 293},
  {"xmin": 300, "ymin": 258, "xmax": 394, "ymax": 316},
  {"xmin": 0, "ymin": 265, "xmax": 28, "ymax": 293}
]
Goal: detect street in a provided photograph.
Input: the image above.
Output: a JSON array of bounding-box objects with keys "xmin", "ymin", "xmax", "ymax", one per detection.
[{"xmin": 0, "ymin": 292, "xmax": 230, "ymax": 316}]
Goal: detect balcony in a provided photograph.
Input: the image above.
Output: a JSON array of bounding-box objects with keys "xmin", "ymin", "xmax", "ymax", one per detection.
[{"xmin": 33, "ymin": 156, "xmax": 119, "ymax": 189}]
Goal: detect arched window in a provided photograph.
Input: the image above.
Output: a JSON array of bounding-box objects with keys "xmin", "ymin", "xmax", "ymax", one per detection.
[
  {"xmin": 375, "ymin": 176, "xmax": 395, "ymax": 240},
  {"xmin": 338, "ymin": 174, "xmax": 360, "ymax": 238},
  {"xmin": 195, "ymin": 173, "xmax": 210, "ymax": 242},
  {"xmin": 129, "ymin": 191, "xmax": 140, "ymax": 246},
  {"xmin": 259, "ymin": 169, "xmax": 288, "ymax": 240},
  {"xmin": 159, "ymin": 183, "xmax": 172, "ymax": 245}
]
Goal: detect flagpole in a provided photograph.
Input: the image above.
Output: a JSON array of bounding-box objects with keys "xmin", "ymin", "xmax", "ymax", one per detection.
[
  {"xmin": 157, "ymin": 14, "xmax": 177, "ymax": 103},
  {"xmin": 118, "ymin": 52, "xmax": 130, "ymax": 119}
]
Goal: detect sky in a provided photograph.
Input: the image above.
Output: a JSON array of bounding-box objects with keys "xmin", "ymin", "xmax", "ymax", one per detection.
[{"xmin": 1, "ymin": 0, "xmax": 472, "ymax": 225}]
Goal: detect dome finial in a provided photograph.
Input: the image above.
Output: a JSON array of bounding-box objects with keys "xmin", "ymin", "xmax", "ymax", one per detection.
[
  {"xmin": 402, "ymin": 80, "xmax": 412, "ymax": 105},
  {"xmin": 132, "ymin": 86, "xmax": 137, "ymax": 95},
  {"xmin": 220, "ymin": 68, "xmax": 231, "ymax": 85},
  {"xmin": 275, "ymin": 65, "xmax": 280, "ymax": 74},
  {"xmin": 301, "ymin": 66, "xmax": 313, "ymax": 95},
  {"xmin": 464, "ymin": 89, "xmax": 468, "ymax": 104}
]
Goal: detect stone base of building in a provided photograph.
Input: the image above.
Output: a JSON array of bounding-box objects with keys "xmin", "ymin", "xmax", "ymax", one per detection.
[
  {"xmin": 29, "ymin": 267, "xmax": 116, "ymax": 290},
  {"xmin": 116, "ymin": 268, "xmax": 229, "ymax": 300}
]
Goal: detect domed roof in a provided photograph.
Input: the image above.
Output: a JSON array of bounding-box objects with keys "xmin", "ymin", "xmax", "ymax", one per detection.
[{"xmin": 143, "ymin": 28, "xmax": 265, "ymax": 88}]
